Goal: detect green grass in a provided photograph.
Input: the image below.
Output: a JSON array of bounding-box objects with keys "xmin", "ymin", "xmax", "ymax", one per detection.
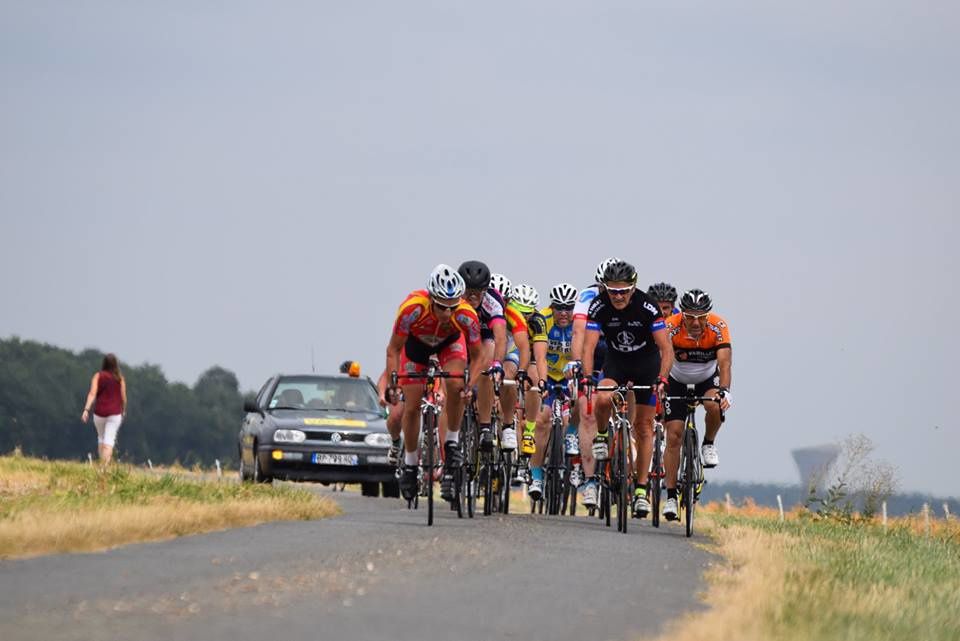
[
  {"xmin": 0, "ymin": 455, "xmax": 338, "ymax": 558},
  {"xmin": 712, "ymin": 514, "xmax": 960, "ymax": 641}
]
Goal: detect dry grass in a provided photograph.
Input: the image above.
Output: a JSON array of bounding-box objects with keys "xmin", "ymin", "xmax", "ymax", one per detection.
[
  {"xmin": 646, "ymin": 504, "xmax": 960, "ymax": 641},
  {"xmin": 0, "ymin": 455, "xmax": 339, "ymax": 559}
]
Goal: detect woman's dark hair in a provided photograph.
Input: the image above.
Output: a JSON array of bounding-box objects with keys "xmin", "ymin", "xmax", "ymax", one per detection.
[{"xmin": 101, "ymin": 353, "xmax": 123, "ymax": 382}]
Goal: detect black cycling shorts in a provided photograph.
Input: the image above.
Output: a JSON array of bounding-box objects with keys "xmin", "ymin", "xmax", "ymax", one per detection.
[
  {"xmin": 663, "ymin": 371, "xmax": 720, "ymax": 422},
  {"xmin": 601, "ymin": 355, "xmax": 660, "ymax": 406}
]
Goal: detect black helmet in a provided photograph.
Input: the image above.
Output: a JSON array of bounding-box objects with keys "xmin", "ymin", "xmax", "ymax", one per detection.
[
  {"xmin": 647, "ymin": 282, "xmax": 678, "ymax": 303},
  {"xmin": 458, "ymin": 260, "xmax": 491, "ymax": 289},
  {"xmin": 679, "ymin": 289, "xmax": 713, "ymax": 313},
  {"xmin": 601, "ymin": 260, "xmax": 637, "ymax": 285}
]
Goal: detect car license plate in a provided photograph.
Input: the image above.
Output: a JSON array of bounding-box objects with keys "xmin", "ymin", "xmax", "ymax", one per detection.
[{"xmin": 312, "ymin": 453, "xmax": 359, "ymax": 466}]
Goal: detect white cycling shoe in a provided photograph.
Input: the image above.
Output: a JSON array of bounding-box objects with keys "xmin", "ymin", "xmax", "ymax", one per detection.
[
  {"xmin": 500, "ymin": 427, "xmax": 518, "ymax": 451},
  {"xmin": 701, "ymin": 443, "xmax": 719, "ymax": 468},
  {"xmin": 663, "ymin": 497, "xmax": 679, "ymax": 521},
  {"xmin": 581, "ymin": 483, "xmax": 598, "ymax": 508},
  {"xmin": 528, "ymin": 478, "xmax": 543, "ymax": 500}
]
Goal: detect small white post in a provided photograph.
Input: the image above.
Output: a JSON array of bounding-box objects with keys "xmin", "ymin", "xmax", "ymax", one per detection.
[
  {"xmin": 776, "ymin": 494, "xmax": 785, "ymax": 522},
  {"xmin": 922, "ymin": 503, "xmax": 931, "ymax": 536},
  {"xmin": 147, "ymin": 459, "xmax": 153, "ymax": 470},
  {"xmin": 87, "ymin": 453, "xmax": 93, "ymax": 466},
  {"xmin": 215, "ymin": 459, "xmax": 222, "ymax": 479},
  {"xmin": 943, "ymin": 503, "xmax": 951, "ymax": 520},
  {"xmin": 725, "ymin": 493, "xmax": 732, "ymax": 513},
  {"xmin": 882, "ymin": 501, "xmax": 888, "ymax": 530}
]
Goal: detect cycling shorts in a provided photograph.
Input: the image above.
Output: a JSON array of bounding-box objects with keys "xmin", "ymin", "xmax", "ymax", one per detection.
[
  {"xmin": 398, "ymin": 335, "xmax": 467, "ymax": 384},
  {"xmin": 601, "ymin": 355, "xmax": 660, "ymax": 406},
  {"xmin": 663, "ymin": 370, "xmax": 720, "ymax": 422}
]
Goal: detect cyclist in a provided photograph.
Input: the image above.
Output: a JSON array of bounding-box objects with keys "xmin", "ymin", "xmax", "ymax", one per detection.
[
  {"xmin": 660, "ymin": 289, "xmax": 732, "ymax": 520},
  {"xmin": 500, "ymin": 289, "xmax": 531, "ymax": 445},
  {"xmin": 458, "ymin": 260, "xmax": 514, "ymax": 452},
  {"xmin": 384, "ymin": 264, "xmax": 487, "ymax": 501},
  {"xmin": 504, "ymin": 283, "xmax": 540, "ymax": 457},
  {"xmin": 579, "ymin": 260, "xmax": 674, "ymax": 518},
  {"xmin": 526, "ymin": 283, "xmax": 578, "ymax": 500},
  {"xmin": 490, "ymin": 273, "xmax": 512, "ymax": 302},
  {"xmin": 647, "ymin": 282, "xmax": 679, "ymax": 319},
  {"xmin": 568, "ymin": 257, "xmax": 618, "ymax": 508}
]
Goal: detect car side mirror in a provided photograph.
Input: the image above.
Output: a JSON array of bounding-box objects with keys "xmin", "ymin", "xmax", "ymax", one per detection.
[{"xmin": 244, "ymin": 399, "xmax": 264, "ymax": 417}]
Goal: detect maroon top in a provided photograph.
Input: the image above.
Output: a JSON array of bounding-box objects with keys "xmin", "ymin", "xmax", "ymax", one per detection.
[{"xmin": 94, "ymin": 371, "xmax": 123, "ymax": 417}]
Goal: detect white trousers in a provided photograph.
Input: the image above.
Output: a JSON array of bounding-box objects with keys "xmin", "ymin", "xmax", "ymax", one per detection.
[{"xmin": 93, "ymin": 414, "xmax": 123, "ymax": 447}]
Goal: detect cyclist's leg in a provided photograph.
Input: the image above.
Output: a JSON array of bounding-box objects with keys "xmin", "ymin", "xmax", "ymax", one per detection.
[
  {"xmin": 521, "ymin": 363, "xmax": 540, "ymax": 452},
  {"xmin": 476, "ymin": 339, "xmax": 495, "ymax": 424},
  {"xmin": 592, "ymin": 376, "xmax": 618, "ymax": 441},
  {"xmin": 633, "ymin": 404, "xmax": 655, "ymax": 488},
  {"xmin": 577, "ymin": 394, "xmax": 598, "ymax": 477},
  {"xmin": 703, "ymin": 387, "xmax": 723, "ymax": 442},
  {"xmin": 439, "ymin": 338, "xmax": 468, "ymax": 440},
  {"xmin": 501, "ymin": 352, "xmax": 520, "ymax": 426}
]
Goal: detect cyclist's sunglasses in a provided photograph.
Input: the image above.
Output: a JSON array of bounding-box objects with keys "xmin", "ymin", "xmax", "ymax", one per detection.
[
  {"xmin": 605, "ymin": 285, "xmax": 634, "ymax": 297},
  {"xmin": 553, "ymin": 304, "xmax": 575, "ymax": 312},
  {"xmin": 432, "ymin": 298, "xmax": 460, "ymax": 311},
  {"xmin": 682, "ymin": 312, "xmax": 709, "ymax": 321}
]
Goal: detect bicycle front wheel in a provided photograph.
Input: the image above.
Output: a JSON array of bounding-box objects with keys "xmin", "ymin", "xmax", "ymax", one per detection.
[
  {"xmin": 683, "ymin": 427, "xmax": 697, "ymax": 537},
  {"xmin": 424, "ymin": 410, "xmax": 436, "ymax": 526}
]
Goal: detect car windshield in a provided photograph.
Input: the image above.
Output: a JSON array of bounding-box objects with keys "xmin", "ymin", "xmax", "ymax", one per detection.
[{"xmin": 268, "ymin": 377, "xmax": 380, "ymax": 413}]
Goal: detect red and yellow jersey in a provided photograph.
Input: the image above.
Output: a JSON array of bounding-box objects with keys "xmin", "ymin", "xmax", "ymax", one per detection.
[
  {"xmin": 665, "ymin": 312, "xmax": 731, "ymax": 384},
  {"xmin": 504, "ymin": 302, "xmax": 529, "ymax": 336},
  {"xmin": 393, "ymin": 290, "xmax": 482, "ymax": 347}
]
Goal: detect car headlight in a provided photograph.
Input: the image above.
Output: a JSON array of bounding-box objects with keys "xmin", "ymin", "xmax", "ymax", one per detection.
[
  {"xmin": 364, "ymin": 433, "xmax": 393, "ymax": 447},
  {"xmin": 273, "ymin": 429, "xmax": 306, "ymax": 443}
]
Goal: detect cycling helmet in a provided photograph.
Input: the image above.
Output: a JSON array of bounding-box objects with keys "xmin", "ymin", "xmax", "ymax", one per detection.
[
  {"xmin": 457, "ymin": 260, "xmax": 492, "ymax": 289},
  {"xmin": 679, "ymin": 288, "xmax": 713, "ymax": 313},
  {"xmin": 511, "ymin": 283, "xmax": 540, "ymax": 310},
  {"xmin": 647, "ymin": 282, "xmax": 678, "ymax": 303},
  {"xmin": 549, "ymin": 282, "xmax": 578, "ymax": 307},
  {"xmin": 601, "ymin": 260, "xmax": 638, "ymax": 285},
  {"xmin": 427, "ymin": 264, "xmax": 466, "ymax": 300},
  {"xmin": 595, "ymin": 257, "xmax": 622, "ymax": 284},
  {"xmin": 489, "ymin": 273, "xmax": 512, "ymax": 299}
]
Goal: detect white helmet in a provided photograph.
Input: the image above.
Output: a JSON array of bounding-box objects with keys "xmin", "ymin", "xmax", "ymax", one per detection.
[
  {"xmin": 427, "ymin": 264, "xmax": 465, "ymax": 300},
  {"xmin": 489, "ymin": 273, "xmax": 512, "ymax": 299},
  {"xmin": 511, "ymin": 283, "xmax": 540, "ymax": 310},
  {"xmin": 549, "ymin": 283, "xmax": 578, "ymax": 307},
  {"xmin": 595, "ymin": 257, "xmax": 622, "ymax": 284}
]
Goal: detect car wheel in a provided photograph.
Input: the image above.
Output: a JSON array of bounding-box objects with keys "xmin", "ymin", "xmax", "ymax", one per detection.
[
  {"xmin": 382, "ymin": 481, "xmax": 400, "ymax": 498},
  {"xmin": 252, "ymin": 444, "xmax": 273, "ymax": 484},
  {"xmin": 361, "ymin": 481, "xmax": 380, "ymax": 497},
  {"xmin": 239, "ymin": 446, "xmax": 252, "ymax": 483}
]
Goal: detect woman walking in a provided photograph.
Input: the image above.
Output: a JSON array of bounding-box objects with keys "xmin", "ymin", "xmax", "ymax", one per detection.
[{"xmin": 81, "ymin": 353, "xmax": 127, "ymax": 464}]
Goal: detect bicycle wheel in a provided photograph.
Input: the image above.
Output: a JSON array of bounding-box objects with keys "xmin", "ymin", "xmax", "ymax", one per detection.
[
  {"xmin": 617, "ymin": 424, "xmax": 629, "ymax": 533},
  {"xmin": 499, "ymin": 450, "xmax": 512, "ymax": 514},
  {"xmin": 462, "ymin": 414, "xmax": 478, "ymax": 519},
  {"xmin": 601, "ymin": 481, "xmax": 611, "ymax": 527},
  {"xmin": 650, "ymin": 425, "xmax": 663, "ymax": 528},
  {"xmin": 683, "ymin": 427, "xmax": 697, "ymax": 537},
  {"xmin": 424, "ymin": 410, "xmax": 436, "ymax": 526}
]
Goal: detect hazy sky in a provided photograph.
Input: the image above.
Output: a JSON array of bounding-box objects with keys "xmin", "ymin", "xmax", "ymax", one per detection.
[{"xmin": 1, "ymin": 2, "xmax": 957, "ymax": 494}]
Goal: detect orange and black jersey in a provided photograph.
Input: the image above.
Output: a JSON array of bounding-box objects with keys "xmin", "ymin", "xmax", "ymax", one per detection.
[{"xmin": 664, "ymin": 312, "xmax": 731, "ymax": 384}]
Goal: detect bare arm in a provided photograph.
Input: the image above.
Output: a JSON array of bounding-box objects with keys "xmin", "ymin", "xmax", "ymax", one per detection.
[
  {"xmin": 492, "ymin": 322, "xmax": 508, "ymax": 363},
  {"xmin": 570, "ymin": 317, "xmax": 587, "ymax": 361},
  {"xmin": 120, "ymin": 378, "xmax": 127, "ymax": 415},
  {"xmin": 653, "ymin": 328, "xmax": 674, "ymax": 380},
  {"xmin": 385, "ymin": 333, "xmax": 405, "ymax": 380},
  {"xmin": 582, "ymin": 329, "xmax": 600, "ymax": 378},
  {"xmin": 716, "ymin": 346, "xmax": 732, "ymax": 390},
  {"xmin": 533, "ymin": 340, "xmax": 548, "ymax": 386},
  {"xmin": 81, "ymin": 373, "xmax": 99, "ymax": 422},
  {"xmin": 514, "ymin": 331, "xmax": 531, "ymax": 374},
  {"xmin": 467, "ymin": 341, "xmax": 488, "ymax": 386}
]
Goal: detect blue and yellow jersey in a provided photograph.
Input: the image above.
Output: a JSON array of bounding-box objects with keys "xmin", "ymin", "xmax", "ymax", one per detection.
[{"xmin": 529, "ymin": 307, "xmax": 574, "ymax": 381}]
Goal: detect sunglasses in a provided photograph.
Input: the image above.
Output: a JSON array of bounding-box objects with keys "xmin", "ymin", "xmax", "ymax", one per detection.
[
  {"xmin": 605, "ymin": 286, "xmax": 634, "ymax": 298},
  {"xmin": 432, "ymin": 298, "xmax": 460, "ymax": 311},
  {"xmin": 553, "ymin": 304, "xmax": 574, "ymax": 312},
  {"xmin": 682, "ymin": 312, "xmax": 709, "ymax": 321}
]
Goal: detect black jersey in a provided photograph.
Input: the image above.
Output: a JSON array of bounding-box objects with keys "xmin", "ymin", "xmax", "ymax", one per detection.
[{"xmin": 586, "ymin": 289, "xmax": 666, "ymax": 361}]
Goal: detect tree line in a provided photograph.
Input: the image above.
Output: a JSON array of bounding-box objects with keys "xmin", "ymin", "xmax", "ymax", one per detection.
[{"xmin": 0, "ymin": 337, "xmax": 248, "ymax": 466}]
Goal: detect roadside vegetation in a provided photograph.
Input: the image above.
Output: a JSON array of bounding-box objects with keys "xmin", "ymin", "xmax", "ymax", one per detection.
[
  {"xmin": 0, "ymin": 454, "xmax": 339, "ymax": 559},
  {"xmin": 650, "ymin": 501, "xmax": 960, "ymax": 641}
]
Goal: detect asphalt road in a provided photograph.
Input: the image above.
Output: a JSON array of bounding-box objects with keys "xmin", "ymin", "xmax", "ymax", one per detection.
[{"xmin": 0, "ymin": 488, "xmax": 716, "ymax": 641}]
